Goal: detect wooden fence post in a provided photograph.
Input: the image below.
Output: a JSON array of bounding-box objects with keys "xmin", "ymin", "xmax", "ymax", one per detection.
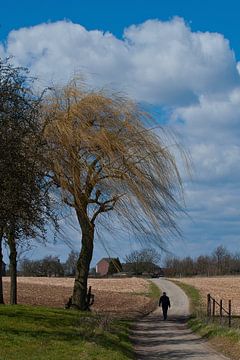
[
  {"xmin": 207, "ymin": 294, "xmax": 211, "ymax": 319},
  {"xmin": 229, "ymin": 300, "xmax": 231, "ymax": 328},
  {"xmin": 220, "ymin": 299, "xmax": 223, "ymax": 325},
  {"xmin": 212, "ymin": 298, "xmax": 215, "ymax": 321}
]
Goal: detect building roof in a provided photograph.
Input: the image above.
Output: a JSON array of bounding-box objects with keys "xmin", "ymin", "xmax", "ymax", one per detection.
[{"xmin": 96, "ymin": 257, "xmax": 117, "ymax": 265}]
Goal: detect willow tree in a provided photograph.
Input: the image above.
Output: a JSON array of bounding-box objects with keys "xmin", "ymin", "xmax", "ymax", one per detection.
[{"xmin": 44, "ymin": 82, "xmax": 184, "ymax": 310}]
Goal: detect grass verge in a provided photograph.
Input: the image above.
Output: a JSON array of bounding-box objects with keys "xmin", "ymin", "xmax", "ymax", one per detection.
[
  {"xmin": 174, "ymin": 280, "xmax": 240, "ymax": 360},
  {"xmin": 148, "ymin": 281, "xmax": 161, "ymax": 300},
  {"xmin": 0, "ymin": 280, "xmax": 159, "ymax": 360},
  {"xmin": 0, "ymin": 305, "xmax": 133, "ymax": 360}
]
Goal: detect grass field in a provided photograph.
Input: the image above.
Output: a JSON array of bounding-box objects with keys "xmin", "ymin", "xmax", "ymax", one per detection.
[
  {"xmin": 0, "ymin": 305, "xmax": 133, "ymax": 360},
  {"xmin": 0, "ymin": 278, "xmax": 160, "ymax": 359},
  {"xmin": 174, "ymin": 279, "xmax": 240, "ymax": 360}
]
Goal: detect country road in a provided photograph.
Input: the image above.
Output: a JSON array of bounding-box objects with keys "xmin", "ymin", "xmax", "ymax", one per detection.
[{"xmin": 132, "ymin": 278, "xmax": 230, "ymax": 359}]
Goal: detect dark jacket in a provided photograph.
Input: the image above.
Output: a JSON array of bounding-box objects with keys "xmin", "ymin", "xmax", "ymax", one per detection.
[{"xmin": 159, "ymin": 294, "xmax": 170, "ymax": 308}]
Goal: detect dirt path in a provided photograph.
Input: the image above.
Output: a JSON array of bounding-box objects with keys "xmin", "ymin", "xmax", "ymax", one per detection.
[{"xmin": 132, "ymin": 278, "xmax": 230, "ymax": 359}]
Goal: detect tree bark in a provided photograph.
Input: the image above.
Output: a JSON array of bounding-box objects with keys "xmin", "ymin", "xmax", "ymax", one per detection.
[
  {"xmin": 72, "ymin": 212, "xmax": 94, "ymax": 310},
  {"xmin": 8, "ymin": 232, "xmax": 17, "ymax": 305},
  {"xmin": 0, "ymin": 229, "xmax": 4, "ymax": 304}
]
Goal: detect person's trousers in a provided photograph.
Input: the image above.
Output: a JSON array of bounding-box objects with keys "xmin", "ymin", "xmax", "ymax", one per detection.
[{"xmin": 162, "ymin": 306, "xmax": 168, "ymax": 320}]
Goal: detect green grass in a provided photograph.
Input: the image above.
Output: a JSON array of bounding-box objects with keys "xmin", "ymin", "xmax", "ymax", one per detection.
[
  {"xmin": 131, "ymin": 279, "xmax": 161, "ymax": 302},
  {"xmin": 148, "ymin": 281, "xmax": 161, "ymax": 299},
  {"xmin": 0, "ymin": 280, "xmax": 159, "ymax": 359},
  {"xmin": 133, "ymin": 280, "xmax": 161, "ymax": 299},
  {"xmin": 172, "ymin": 281, "xmax": 202, "ymax": 314},
  {"xmin": 0, "ymin": 305, "xmax": 133, "ymax": 360},
  {"xmin": 174, "ymin": 280, "xmax": 240, "ymax": 359}
]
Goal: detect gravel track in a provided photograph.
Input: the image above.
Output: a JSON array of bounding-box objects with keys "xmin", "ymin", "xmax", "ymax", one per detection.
[{"xmin": 132, "ymin": 278, "xmax": 230, "ymax": 359}]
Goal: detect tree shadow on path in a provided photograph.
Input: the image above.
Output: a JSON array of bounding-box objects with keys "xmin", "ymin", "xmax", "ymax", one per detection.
[{"xmin": 131, "ymin": 312, "xmax": 221, "ymax": 360}]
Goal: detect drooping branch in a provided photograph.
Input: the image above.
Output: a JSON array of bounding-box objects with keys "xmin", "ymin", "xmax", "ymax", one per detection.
[
  {"xmin": 90, "ymin": 195, "xmax": 121, "ymax": 224},
  {"xmin": 44, "ymin": 83, "xmax": 187, "ymax": 240}
]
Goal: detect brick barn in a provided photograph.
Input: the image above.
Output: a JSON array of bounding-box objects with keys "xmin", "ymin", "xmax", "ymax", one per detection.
[{"xmin": 96, "ymin": 258, "xmax": 116, "ymax": 276}]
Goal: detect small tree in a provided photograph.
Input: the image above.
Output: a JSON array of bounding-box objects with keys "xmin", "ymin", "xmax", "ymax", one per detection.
[
  {"xmin": 125, "ymin": 248, "xmax": 161, "ymax": 274},
  {"xmin": 41, "ymin": 256, "xmax": 64, "ymax": 277},
  {"xmin": 64, "ymin": 250, "xmax": 79, "ymax": 276},
  {"xmin": 43, "ymin": 82, "xmax": 185, "ymax": 310},
  {"xmin": 20, "ymin": 256, "xmax": 64, "ymax": 277},
  {"xmin": 20, "ymin": 259, "xmax": 36, "ymax": 276},
  {"xmin": 212, "ymin": 245, "xmax": 231, "ymax": 275},
  {"xmin": 0, "ymin": 58, "xmax": 56, "ymax": 304}
]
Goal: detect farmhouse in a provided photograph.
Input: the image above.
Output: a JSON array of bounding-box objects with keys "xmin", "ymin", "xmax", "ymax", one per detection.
[{"xmin": 96, "ymin": 258, "xmax": 122, "ymax": 276}]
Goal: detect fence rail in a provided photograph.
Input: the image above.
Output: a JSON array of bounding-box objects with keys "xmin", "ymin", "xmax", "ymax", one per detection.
[{"xmin": 207, "ymin": 293, "xmax": 232, "ymax": 327}]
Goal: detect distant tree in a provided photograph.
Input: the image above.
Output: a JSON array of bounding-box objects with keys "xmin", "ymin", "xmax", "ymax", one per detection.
[
  {"xmin": 230, "ymin": 253, "xmax": 240, "ymax": 274},
  {"xmin": 64, "ymin": 250, "xmax": 79, "ymax": 276},
  {"xmin": 163, "ymin": 256, "xmax": 181, "ymax": 277},
  {"xmin": 125, "ymin": 248, "xmax": 161, "ymax": 275},
  {"xmin": 196, "ymin": 255, "xmax": 212, "ymax": 276},
  {"xmin": 181, "ymin": 257, "xmax": 196, "ymax": 276},
  {"xmin": 43, "ymin": 81, "xmax": 185, "ymax": 310},
  {"xmin": 212, "ymin": 246, "xmax": 231, "ymax": 275},
  {"xmin": 20, "ymin": 259, "xmax": 35, "ymax": 276},
  {"xmin": 108, "ymin": 258, "xmax": 122, "ymax": 275},
  {"xmin": 163, "ymin": 245, "xmax": 240, "ymax": 277},
  {"xmin": 20, "ymin": 256, "xmax": 64, "ymax": 277},
  {"xmin": 41, "ymin": 256, "xmax": 64, "ymax": 277},
  {"xmin": 20, "ymin": 258, "xmax": 43, "ymax": 276}
]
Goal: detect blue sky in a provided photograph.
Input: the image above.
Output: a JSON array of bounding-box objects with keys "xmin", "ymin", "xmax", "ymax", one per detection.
[
  {"xmin": 1, "ymin": 0, "xmax": 240, "ymax": 54},
  {"xmin": 1, "ymin": 0, "xmax": 240, "ymax": 264}
]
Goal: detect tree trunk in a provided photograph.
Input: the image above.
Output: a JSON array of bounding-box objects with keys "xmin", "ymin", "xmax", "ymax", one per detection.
[
  {"xmin": 8, "ymin": 232, "xmax": 17, "ymax": 305},
  {"xmin": 0, "ymin": 229, "xmax": 4, "ymax": 304},
  {"xmin": 72, "ymin": 213, "xmax": 94, "ymax": 310}
]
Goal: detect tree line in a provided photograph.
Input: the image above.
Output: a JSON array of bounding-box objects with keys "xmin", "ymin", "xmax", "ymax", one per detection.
[
  {"xmin": 164, "ymin": 245, "xmax": 240, "ymax": 277},
  {"xmin": 18, "ymin": 249, "xmax": 160, "ymax": 277},
  {"xmin": 124, "ymin": 248, "xmax": 162, "ymax": 275},
  {"xmin": 18, "ymin": 251, "xmax": 78, "ymax": 277},
  {"xmin": 0, "ymin": 58, "xmax": 186, "ymax": 310}
]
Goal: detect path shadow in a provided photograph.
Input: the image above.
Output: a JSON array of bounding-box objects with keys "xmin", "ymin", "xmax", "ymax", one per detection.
[{"xmin": 131, "ymin": 313, "xmax": 209, "ymax": 360}]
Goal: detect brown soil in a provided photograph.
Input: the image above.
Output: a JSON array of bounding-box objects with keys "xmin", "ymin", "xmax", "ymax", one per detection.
[
  {"xmin": 2, "ymin": 277, "xmax": 156, "ymax": 319},
  {"xmin": 173, "ymin": 276, "xmax": 240, "ymax": 315}
]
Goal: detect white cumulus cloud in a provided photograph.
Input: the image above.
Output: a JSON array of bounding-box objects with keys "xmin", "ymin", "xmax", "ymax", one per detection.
[{"xmin": 1, "ymin": 17, "xmax": 239, "ymax": 106}]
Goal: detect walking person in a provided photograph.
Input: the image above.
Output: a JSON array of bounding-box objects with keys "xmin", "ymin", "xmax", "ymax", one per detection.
[{"xmin": 159, "ymin": 291, "xmax": 171, "ymax": 320}]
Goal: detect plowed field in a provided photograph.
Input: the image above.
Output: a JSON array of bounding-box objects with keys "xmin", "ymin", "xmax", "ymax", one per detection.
[
  {"xmin": 174, "ymin": 276, "xmax": 240, "ymax": 315},
  {"xmin": 2, "ymin": 277, "xmax": 155, "ymax": 318}
]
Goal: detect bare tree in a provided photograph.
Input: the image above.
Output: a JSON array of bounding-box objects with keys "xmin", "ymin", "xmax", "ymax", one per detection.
[
  {"xmin": 163, "ymin": 245, "xmax": 240, "ymax": 277},
  {"xmin": 20, "ymin": 256, "xmax": 64, "ymax": 277},
  {"xmin": 43, "ymin": 82, "xmax": 185, "ymax": 310},
  {"xmin": 64, "ymin": 250, "xmax": 79, "ymax": 276},
  {"xmin": 125, "ymin": 248, "xmax": 161, "ymax": 274},
  {"xmin": 196, "ymin": 255, "xmax": 212, "ymax": 276},
  {"xmin": 212, "ymin": 245, "xmax": 231, "ymax": 275}
]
